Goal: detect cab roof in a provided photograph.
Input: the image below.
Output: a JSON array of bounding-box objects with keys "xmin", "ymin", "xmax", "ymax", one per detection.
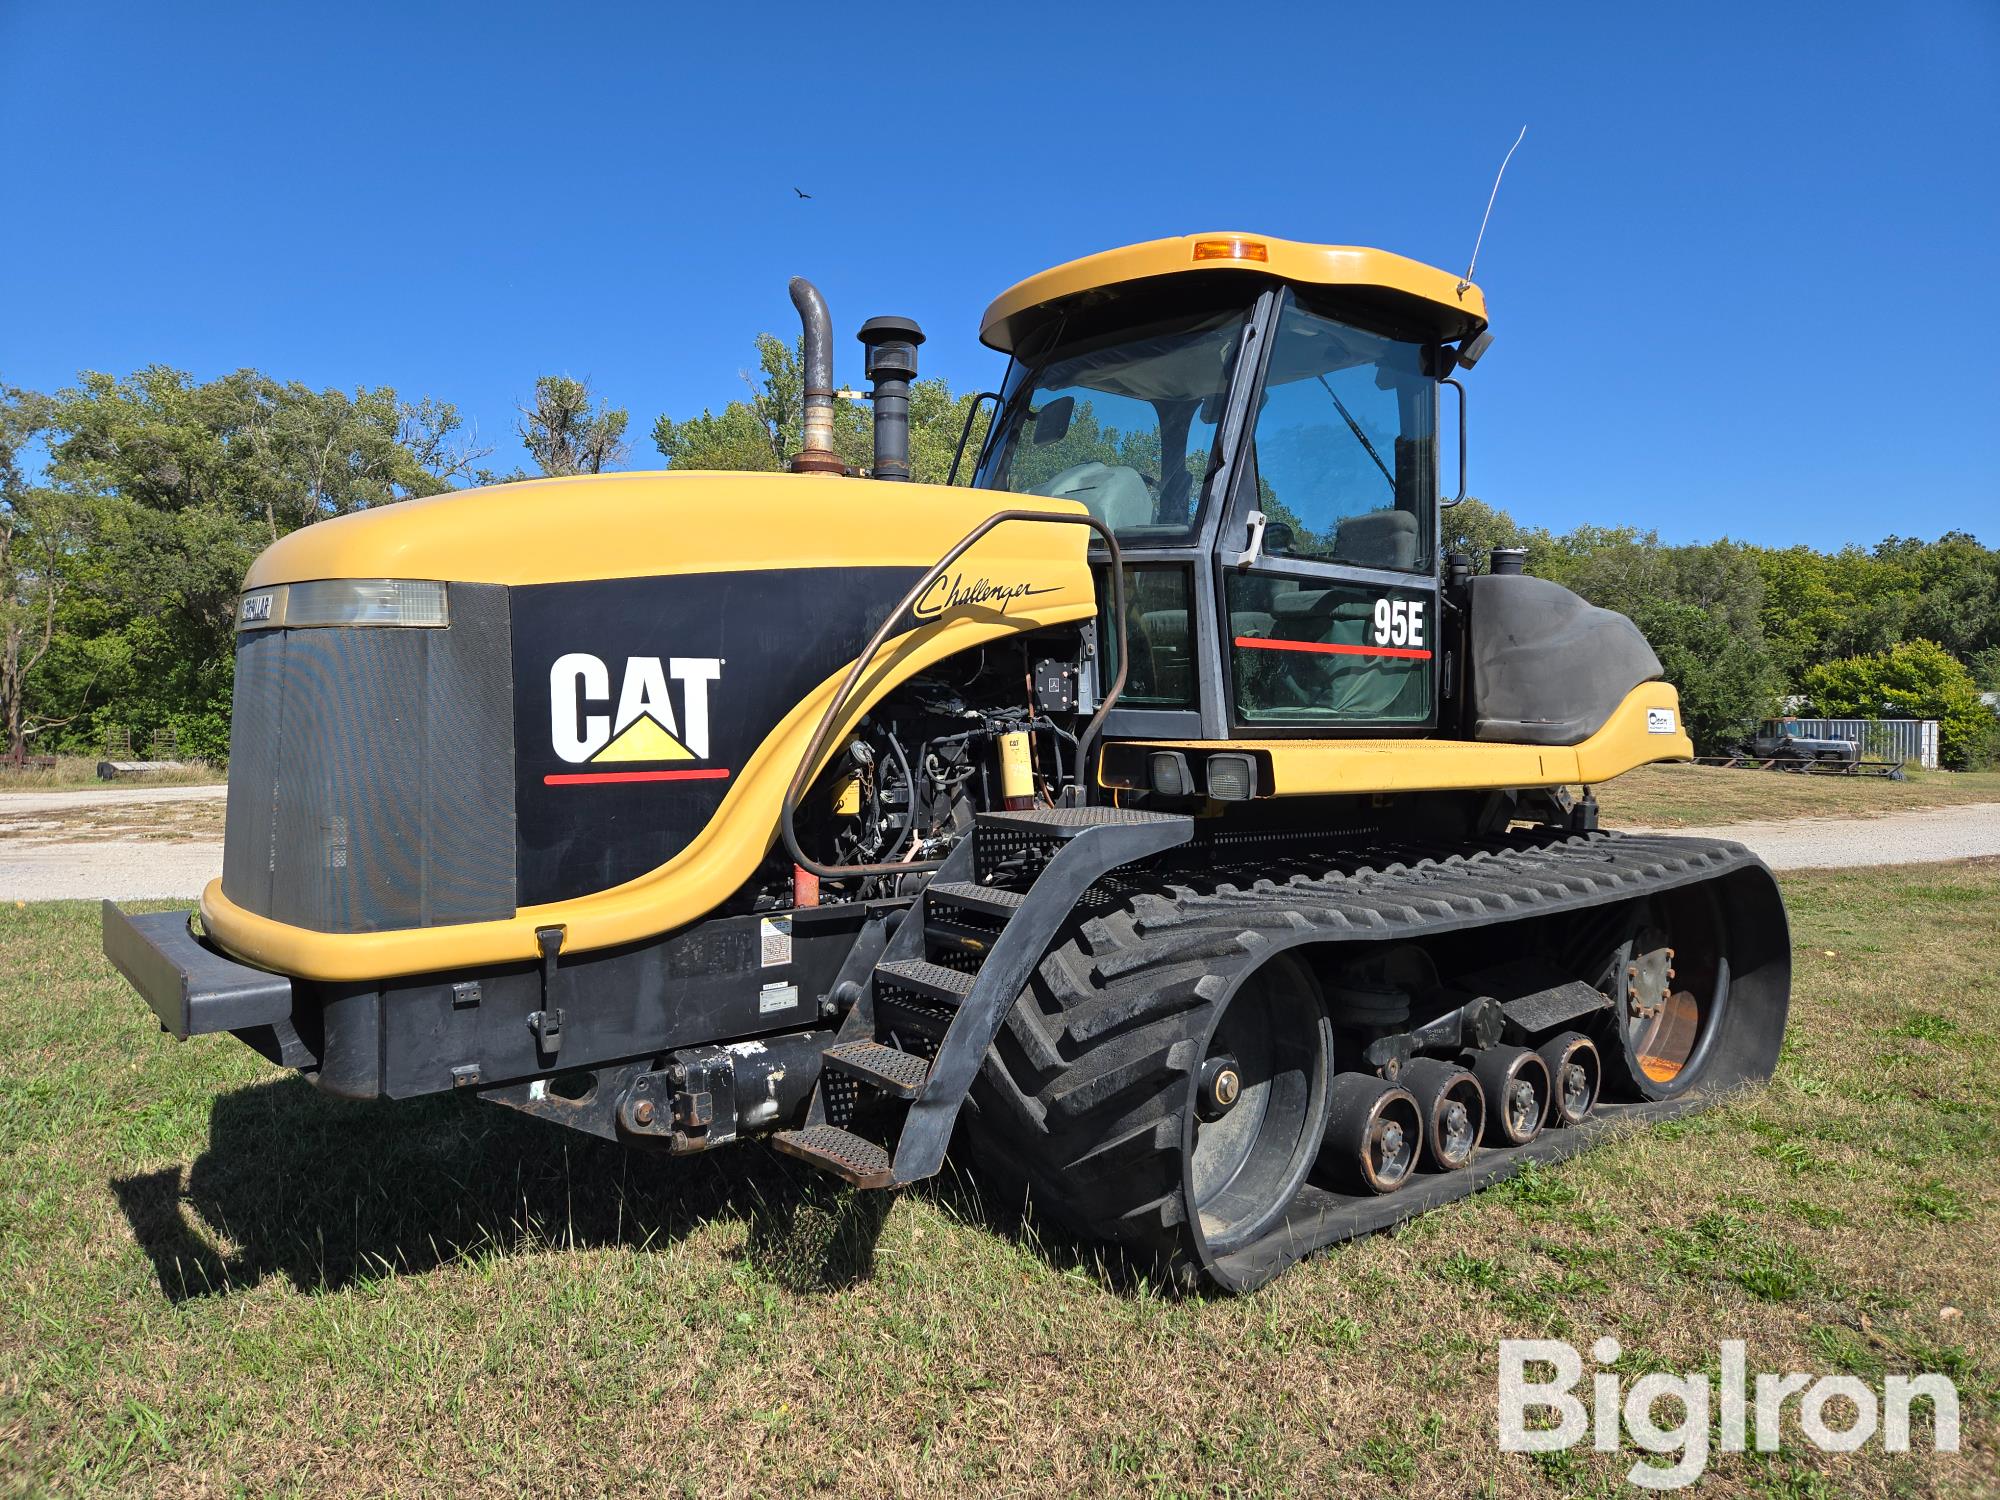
[{"xmin": 979, "ymin": 233, "xmax": 1489, "ymax": 355}]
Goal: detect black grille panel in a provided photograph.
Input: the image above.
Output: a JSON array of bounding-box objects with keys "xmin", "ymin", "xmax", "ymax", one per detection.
[{"xmin": 221, "ymin": 584, "xmax": 516, "ymax": 932}]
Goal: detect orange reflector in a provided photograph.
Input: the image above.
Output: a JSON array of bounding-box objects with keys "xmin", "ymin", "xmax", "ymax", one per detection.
[{"xmin": 1192, "ymin": 237, "xmax": 1268, "ymax": 263}]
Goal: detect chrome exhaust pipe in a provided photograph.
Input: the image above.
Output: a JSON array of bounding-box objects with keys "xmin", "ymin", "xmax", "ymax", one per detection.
[{"xmin": 788, "ymin": 277, "xmax": 842, "ymax": 475}]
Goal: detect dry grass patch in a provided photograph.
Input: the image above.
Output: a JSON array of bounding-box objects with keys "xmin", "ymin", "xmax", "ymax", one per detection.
[
  {"xmin": 1595, "ymin": 762, "xmax": 2000, "ymax": 829},
  {"xmin": 0, "ymin": 799, "xmax": 226, "ymax": 844},
  {"xmin": 2, "ymin": 866, "xmax": 1996, "ymax": 1496},
  {"xmin": 0, "ymin": 756, "xmax": 222, "ymax": 793}
]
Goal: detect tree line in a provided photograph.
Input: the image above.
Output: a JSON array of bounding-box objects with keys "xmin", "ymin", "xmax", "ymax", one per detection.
[{"xmin": 2, "ymin": 344, "xmax": 1994, "ymax": 767}]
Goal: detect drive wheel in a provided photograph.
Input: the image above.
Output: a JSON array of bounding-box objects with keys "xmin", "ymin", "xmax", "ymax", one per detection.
[{"xmin": 963, "ymin": 908, "xmax": 1332, "ymax": 1284}]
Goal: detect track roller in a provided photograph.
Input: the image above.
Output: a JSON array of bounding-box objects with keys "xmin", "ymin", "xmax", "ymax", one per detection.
[
  {"xmin": 1468, "ymin": 1045, "xmax": 1550, "ymax": 1146},
  {"xmin": 1398, "ymin": 1058, "xmax": 1485, "ymax": 1171},
  {"xmin": 1323, "ymin": 1074, "xmax": 1423, "ymax": 1194},
  {"xmin": 1537, "ymin": 1031, "xmax": 1602, "ymax": 1126}
]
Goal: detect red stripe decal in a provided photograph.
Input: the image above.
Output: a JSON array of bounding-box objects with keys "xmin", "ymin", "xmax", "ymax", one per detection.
[
  {"xmin": 544, "ymin": 767, "xmax": 733, "ymax": 786},
  {"xmin": 1234, "ymin": 635, "xmax": 1433, "ymax": 661}
]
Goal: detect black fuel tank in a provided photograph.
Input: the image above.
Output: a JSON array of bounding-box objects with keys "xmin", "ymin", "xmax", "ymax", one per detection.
[{"xmin": 1463, "ymin": 574, "xmax": 1663, "ymax": 746}]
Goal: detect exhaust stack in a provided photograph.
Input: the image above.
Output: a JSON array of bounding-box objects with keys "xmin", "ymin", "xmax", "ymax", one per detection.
[
  {"xmin": 788, "ymin": 277, "xmax": 843, "ymax": 475},
  {"xmin": 858, "ymin": 315, "xmax": 924, "ymax": 482}
]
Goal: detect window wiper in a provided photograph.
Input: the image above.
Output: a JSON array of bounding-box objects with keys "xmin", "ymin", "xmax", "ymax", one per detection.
[{"xmin": 1315, "ymin": 374, "xmax": 1395, "ymax": 492}]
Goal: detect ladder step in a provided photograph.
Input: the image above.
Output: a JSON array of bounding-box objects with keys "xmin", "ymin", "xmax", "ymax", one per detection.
[
  {"xmin": 975, "ymin": 806, "xmax": 1186, "ymax": 840},
  {"xmin": 772, "ymin": 1125, "xmax": 894, "ymax": 1188},
  {"xmin": 927, "ymin": 880, "xmax": 1026, "ymax": 917},
  {"xmin": 875, "ymin": 958, "xmax": 975, "ymax": 1004},
  {"xmin": 875, "ymin": 989, "xmax": 955, "ymax": 1042},
  {"xmin": 823, "ymin": 1039, "xmax": 931, "ymax": 1099}
]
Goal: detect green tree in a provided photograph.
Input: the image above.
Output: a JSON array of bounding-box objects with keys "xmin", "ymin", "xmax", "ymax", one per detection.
[
  {"xmin": 24, "ymin": 367, "xmax": 479, "ymax": 759},
  {"xmin": 1439, "ymin": 496, "xmax": 1527, "ymax": 569},
  {"xmin": 1969, "ymin": 644, "xmax": 2000, "ymax": 693},
  {"xmin": 1753, "ymin": 545, "xmax": 1843, "ymax": 684},
  {"xmin": 1889, "ymin": 532, "xmax": 2000, "ymax": 665},
  {"xmin": 1803, "ymin": 639, "xmax": 1993, "ymax": 769},
  {"xmin": 0, "ymin": 386, "xmax": 93, "ymax": 759},
  {"xmin": 1627, "ymin": 598, "xmax": 1784, "ymax": 755},
  {"xmin": 519, "ymin": 376, "xmax": 629, "ymax": 476}
]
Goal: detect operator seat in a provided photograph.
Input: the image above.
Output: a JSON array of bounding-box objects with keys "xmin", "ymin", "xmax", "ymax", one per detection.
[
  {"xmin": 1030, "ymin": 461, "xmax": 1154, "ymax": 533},
  {"xmin": 1332, "ymin": 509, "xmax": 1419, "ymax": 570}
]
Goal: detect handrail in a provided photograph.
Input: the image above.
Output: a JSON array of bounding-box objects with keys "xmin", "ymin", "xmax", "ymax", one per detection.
[
  {"xmin": 780, "ymin": 509, "xmax": 1128, "ymax": 881},
  {"xmin": 944, "ymin": 391, "xmax": 1003, "ymax": 487}
]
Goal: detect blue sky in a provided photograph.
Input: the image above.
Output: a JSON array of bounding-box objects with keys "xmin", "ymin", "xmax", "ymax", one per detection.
[{"xmin": 3, "ymin": 1, "xmax": 1994, "ymax": 549}]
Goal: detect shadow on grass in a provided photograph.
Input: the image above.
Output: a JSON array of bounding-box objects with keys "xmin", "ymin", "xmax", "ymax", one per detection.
[
  {"xmin": 919, "ymin": 1153, "xmax": 1200, "ymax": 1298},
  {"xmin": 110, "ymin": 1074, "xmax": 896, "ymax": 1303}
]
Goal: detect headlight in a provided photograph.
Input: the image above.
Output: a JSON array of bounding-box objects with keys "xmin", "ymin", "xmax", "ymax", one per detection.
[{"xmin": 236, "ymin": 579, "xmax": 449, "ymax": 632}]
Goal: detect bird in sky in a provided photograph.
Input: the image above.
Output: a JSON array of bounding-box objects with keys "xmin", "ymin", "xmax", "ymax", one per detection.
[{"xmin": 794, "ymin": 187, "xmax": 812, "ymax": 199}]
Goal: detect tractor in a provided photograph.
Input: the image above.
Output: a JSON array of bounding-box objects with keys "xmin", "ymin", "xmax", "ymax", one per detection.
[{"xmin": 105, "ymin": 232, "xmax": 1789, "ymax": 1290}]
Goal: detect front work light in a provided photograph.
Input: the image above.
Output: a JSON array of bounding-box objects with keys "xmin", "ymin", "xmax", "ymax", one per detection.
[
  {"xmin": 235, "ymin": 579, "xmax": 450, "ymax": 632},
  {"xmin": 1148, "ymin": 750, "xmax": 1195, "ymax": 798},
  {"xmin": 1204, "ymin": 753, "xmax": 1259, "ymax": 801}
]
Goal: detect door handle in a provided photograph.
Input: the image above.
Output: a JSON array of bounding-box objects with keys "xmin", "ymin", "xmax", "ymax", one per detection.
[{"xmin": 1232, "ymin": 510, "xmax": 1268, "ymax": 572}]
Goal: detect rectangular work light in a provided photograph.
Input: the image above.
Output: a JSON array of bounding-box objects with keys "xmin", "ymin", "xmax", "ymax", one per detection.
[{"xmin": 235, "ymin": 580, "xmax": 450, "ymax": 632}]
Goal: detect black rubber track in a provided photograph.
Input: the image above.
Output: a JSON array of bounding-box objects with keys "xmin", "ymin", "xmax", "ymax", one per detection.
[{"xmin": 961, "ymin": 830, "xmax": 1790, "ymax": 1292}]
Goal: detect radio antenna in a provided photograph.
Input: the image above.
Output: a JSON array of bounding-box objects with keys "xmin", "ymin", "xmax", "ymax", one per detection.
[{"xmin": 1458, "ymin": 125, "xmax": 1527, "ymax": 297}]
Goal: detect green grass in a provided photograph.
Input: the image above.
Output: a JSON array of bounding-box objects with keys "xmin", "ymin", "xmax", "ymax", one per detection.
[
  {"xmin": 1594, "ymin": 762, "xmax": 2000, "ymax": 829},
  {"xmin": 3, "ymin": 867, "xmax": 1999, "ymax": 1495}
]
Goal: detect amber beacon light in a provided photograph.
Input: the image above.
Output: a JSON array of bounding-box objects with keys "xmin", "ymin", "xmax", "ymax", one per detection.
[{"xmin": 1191, "ymin": 237, "xmax": 1268, "ymax": 262}]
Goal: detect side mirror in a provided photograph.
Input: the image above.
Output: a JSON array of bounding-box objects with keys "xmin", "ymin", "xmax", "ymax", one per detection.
[
  {"xmin": 1439, "ymin": 377, "xmax": 1467, "ymax": 507},
  {"xmin": 1031, "ymin": 395, "xmax": 1074, "ymax": 446}
]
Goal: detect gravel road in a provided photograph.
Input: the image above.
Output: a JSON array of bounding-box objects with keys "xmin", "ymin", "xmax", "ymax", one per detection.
[
  {"xmin": 1622, "ymin": 802, "xmax": 2000, "ymax": 870},
  {"xmin": 0, "ymin": 784, "xmax": 225, "ymax": 901},
  {"xmin": 0, "ymin": 839, "xmax": 225, "ymax": 902},
  {"xmin": 0, "ymin": 784, "xmax": 224, "ymax": 814},
  {"xmin": 3, "ymin": 787, "xmax": 1996, "ymax": 903}
]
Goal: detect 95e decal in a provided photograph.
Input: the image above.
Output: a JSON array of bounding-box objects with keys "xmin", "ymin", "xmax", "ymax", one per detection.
[{"xmin": 1371, "ymin": 596, "xmax": 1426, "ymax": 650}]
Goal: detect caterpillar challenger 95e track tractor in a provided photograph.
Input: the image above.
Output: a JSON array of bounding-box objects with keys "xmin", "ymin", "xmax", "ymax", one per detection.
[{"xmin": 104, "ymin": 233, "xmax": 1790, "ymax": 1291}]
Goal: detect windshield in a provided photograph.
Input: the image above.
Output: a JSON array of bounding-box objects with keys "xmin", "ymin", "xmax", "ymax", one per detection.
[{"xmin": 974, "ymin": 307, "xmax": 1250, "ymax": 543}]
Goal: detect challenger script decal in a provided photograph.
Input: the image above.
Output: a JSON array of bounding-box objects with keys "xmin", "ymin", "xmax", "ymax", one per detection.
[{"xmin": 911, "ymin": 572, "xmax": 1060, "ymax": 620}]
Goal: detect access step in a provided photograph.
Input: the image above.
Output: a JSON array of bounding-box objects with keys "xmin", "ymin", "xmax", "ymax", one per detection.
[
  {"xmin": 772, "ymin": 1124, "xmax": 893, "ymax": 1189},
  {"xmin": 823, "ymin": 1039, "xmax": 930, "ymax": 1099},
  {"xmin": 874, "ymin": 958, "xmax": 974, "ymax": 1005},
  {"xmin": 975, "ymin": 806, "xmax": 1187, "ymax": 839},
  {"xmin": 926, "ymin": 880, "xmax": 1026, "ymax": 917}
]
